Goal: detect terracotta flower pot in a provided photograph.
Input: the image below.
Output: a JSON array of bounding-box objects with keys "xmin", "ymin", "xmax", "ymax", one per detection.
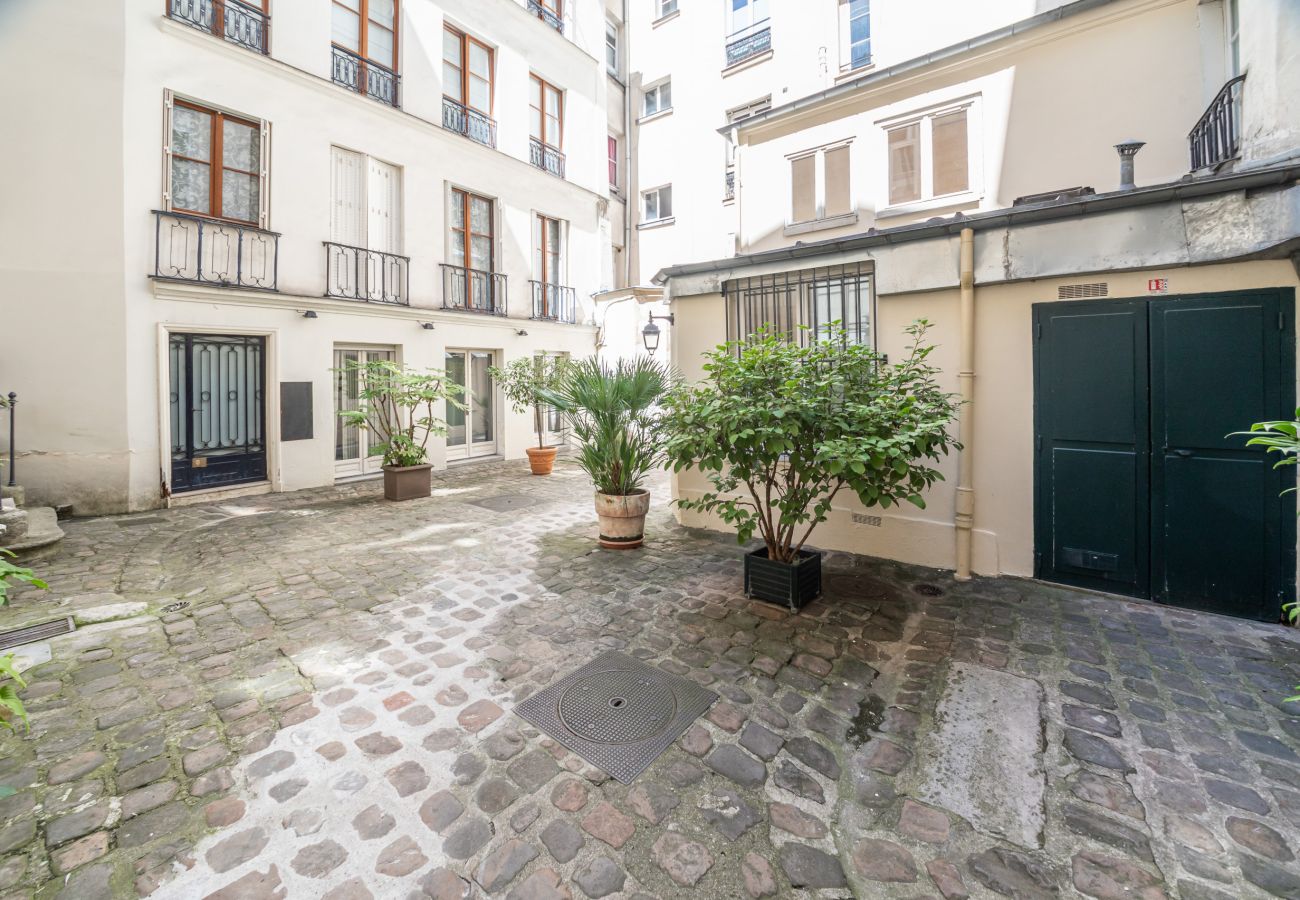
[
  {"xmin": 525, "ymin": 446, "xmax": 558, "ymax": 475},
  {"xmin": 594, "ymin": 490, "xmax": 650, "ymax": 549},
  {"xmin": 383, "ymin": 463, "xmax": 432, "ymax": 501}
]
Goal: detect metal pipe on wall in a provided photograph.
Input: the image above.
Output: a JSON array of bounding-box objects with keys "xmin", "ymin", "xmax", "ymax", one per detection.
[{"xmin": 954, "ymin": 227, "xmax": 976, "ymax": 581}]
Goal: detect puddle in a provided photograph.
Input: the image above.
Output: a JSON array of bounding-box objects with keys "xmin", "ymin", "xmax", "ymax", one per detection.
[{"xmin": 846, "ymin": 693, "xmax": 886, "ymax": 747}]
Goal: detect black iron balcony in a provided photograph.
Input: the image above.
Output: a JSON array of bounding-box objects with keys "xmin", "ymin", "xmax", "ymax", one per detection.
[
  {"xmin": 725, "ymin": 166, "xmax": 736, "ymax": 201},
  {"xmin": 324, "ymin": 242, "xmax": 409, "ymax": 305},
  {"xmin": 1189, "ymin": 74, "xmax": 1246, "ymax": 171},
  {"xmin": 442, "ymin": 98, "xmax": 498, "ymax": 149},
  {"xmin": 529, "ymin": 138, "xmax": 566, "ymax": 179},
  {"xmin": 528, "ymin": 0, "xmax": 564, "ymax": 34},
  {"xmin": 442, "ymin": 264, "xmax": 507, "ymax": 316},
  {"xmin": 331, "ymin": 45, "xmax": 400, "ymax": 108},
  {"xmin": 168, "ymin": 0, "xmax": 269, "ymax": 55},
  {"xmin": 153, "ymin": 211, "xmax": 278, "ymax": 291},
  {"xmin": 530, "ymin": 282, "xmax": 577, "ymax": 324},
  {"xmin": 725, "ymin": 19, "xmax": 771, "ymax": 67}
]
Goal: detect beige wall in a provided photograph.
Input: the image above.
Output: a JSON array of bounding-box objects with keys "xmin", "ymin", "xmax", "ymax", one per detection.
[{"xmin": 670, "ymin": 259, "xmax": 1300, "ymax": 578}]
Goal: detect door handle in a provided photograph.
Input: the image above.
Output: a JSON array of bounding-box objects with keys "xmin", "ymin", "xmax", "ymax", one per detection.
[{"xmin": 1167, "ymin": 448, "xmax": 1193, "ymax": 457}]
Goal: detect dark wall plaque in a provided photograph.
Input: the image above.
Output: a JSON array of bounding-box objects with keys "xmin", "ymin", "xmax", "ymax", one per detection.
[{"xmin": 280, "ymin": 382, "xmax": 313, "ymax": 442}]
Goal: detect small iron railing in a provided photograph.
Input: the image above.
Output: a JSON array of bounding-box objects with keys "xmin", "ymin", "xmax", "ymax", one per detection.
[
  {"xmin": 725, "ymin": 167, "xmax": 736, "ymax": 201},
  {"xmin": 530, "ymin": 282, "xmax": 577, "ymax": 324},
  {"xmin": 168, "ymin": 0, "xmax": 269, "ymax": 55},
  {"xmin": 529, "ymin": 138, "xmax": 566, "ymax": 179},
  {"xmin": 324, "ymin": 242, "xmax": 409, "ymax": 305},
  {"xmin": 331, "ymin": 45, "xmax": 400, "ymax": 108},
  {"xmin": 442, "ymin": 97, "xmax": 497, "ymax": 149},
  {"xmin": 528, "ymin": 0, "xmax": 564, "ymax": 34},
  {"xmin": 1189, "ymin": 74, "xmax": 1246, "ymax": 171},
  {"xmin": 442, "ymin": 264, "xmax": 507, "ymax": 316},
  {"xmin": 725, "ymin": 20, "xmax": 771, "ymax": 67},
  {"xmin": 153, "ymin": 211, "xmax": 279, "ymax": 291}
]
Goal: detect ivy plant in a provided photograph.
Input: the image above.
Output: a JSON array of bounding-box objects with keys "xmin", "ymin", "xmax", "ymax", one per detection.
[
  {"xmin": 488, "ymin": 356, "xmax": 573, "ymax": 450},
  {"xmin": 660, "ymin": 322, "xmax": 960, "ymax": 564},
  {"xmin": 335, "ymin": 359, "xmax": 463, "ymax": 468}
]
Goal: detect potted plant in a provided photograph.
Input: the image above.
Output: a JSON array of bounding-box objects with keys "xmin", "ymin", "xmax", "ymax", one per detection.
[
  {"xmin": 543, "ymin": 358, "xmax": 670, "ymax": 548},
  {"xmin": 335, "ymin": 358, "xmax": 462, "ymax": 502},
  {"xmin": 488, "ymin": 355, "xmax": 573, "ymax": 476},
  {"xmin": 660, "ymin": 322, "xmax": 960, "ymax": 610}
]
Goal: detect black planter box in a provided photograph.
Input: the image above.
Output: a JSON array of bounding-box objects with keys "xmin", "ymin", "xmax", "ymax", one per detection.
[{"xmin": 744, "ymin": 547, "xmax": 822, "ymax": 611}]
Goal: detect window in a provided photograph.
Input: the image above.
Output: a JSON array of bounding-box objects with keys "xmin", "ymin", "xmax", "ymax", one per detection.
[
  {"xmin": 839, "ymin": 0, "xmax": 871, "ymax": 71},
  {"xmin": 643, "ymin": 186, "xmax": 673, "ymax": 222},
  {"xmin": 886, "ymin": 106, "xmax": 971, "ymax": 206},
  {"xmin": 166, "ymin": 97, "xmax": 266, "ymax": 225},
  {"xmin": 608, "ymin": 136, "xmax": 618, "ymax": 188},
  {"xmin": 605, "ymin": 20, "xmax": 619, "ymax": 76},
  {"xmin": 328, "ymin": 147, "xmax": 404, "ymax": 302},
  {"xmin": 643, "ymin": 80, "xmax": 671, "ymax": 117},
  {"xmin": 443, "ymin": 26, "xmax": 493, "ymax": 114},
  {"xmin": 728, "ymin": 0, "xmax": 768, "ymax": 34},
  {"xmin": 332, "ymin": 0, "xmax": 397, "ymax": 70},
  {"xmin": 534, "ymin": 215, "xmax": 563, "ymax": 285},
  {"xmin": 657, "ymin": 0, "xmax": 678, "ymax": 19},
  {"xmin": 451, "ymin": 188, "xmax": 494, "ymax": 274},
  {"xmin": 530, "ymin": 75, "xmax": 563, "ymax": 148},
  {"xmin": 789, "ymin": 144, "xmax": 851, "ymax": 225},
  {"xmin": 1225, "ymin": 0, "xmax": 1240, "ymax": 76},
  {"xmin": 535, "ymin": 0, "xmax": 562, "ymax": 30},
  {"xmin": 724, "ymin": 264, "xmax": 874, "ymax": 347}
]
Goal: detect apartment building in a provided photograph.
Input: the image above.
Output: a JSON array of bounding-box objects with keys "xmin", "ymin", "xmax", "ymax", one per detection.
[
  {"xmin": 655, "ymin": 0, "xmax": 1300, "ymax": 625},
  {"xmin": 0, "ymin": 0, "xmax": 616, "ymax": 514}
]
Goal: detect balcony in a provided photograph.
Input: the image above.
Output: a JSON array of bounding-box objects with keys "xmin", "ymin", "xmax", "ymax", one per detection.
[
  {"xmin": 153, "ymin": 211, "xmax": 278, "ymax": 291},
  {"xmin": 529, "ymin": 138, "xmax": 566, "ymax": 179},
  {"xmin": 442, "ymin": 98, "xmax": 497, "ymax": 149},
  {"xmin": 442, "ymin": 264, "xmax": 507, "ymax": 316},
  {"xmin": 527, "ymin": 0, "xmax": 564, "ymax": 35},
  {"xmin": 530, "ymin": 282, "xmax": 577, "ymax": 324},
  {"xmin": 725, "ymin": 20, "xmax": 771, "ymax": 68},
  {"xmin": 331, "ymin": 45, "xmax": 400, "ymax": 108},
  {"xmin": 168, "ymin": 0, "xmax": 269, "ymax": 55},
  {"xmin": 1189, "ymin": 74, "xmax": 1246, "ymax": 171},
  {"xmin": 324, "ymin": 242, "xmax": 409, "ymax": 305}
]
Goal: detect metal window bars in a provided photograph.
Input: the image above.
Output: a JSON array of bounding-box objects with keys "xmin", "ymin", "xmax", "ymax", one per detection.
[
  {"xmin": 168, "ymin": 0, "xmax": 270, "ymax": 55},
  {"xmin": 725, "ymin": 19, "xmax": 772, "ymax": 67},
  {"xmin": 442, "ymin": 97, "xmax": 498, "ymax": 149},
  {"xmin": 528, "ymin": 0, "xmax": 564, "ymax": 34},
  {"xmin": 530, "ymin": 282, "xmax": 577, "ymax": 323},
  {"xmin": 323, "ymin": 241, "xmax": 410, "ymax": 305},
  {"xmin": 331, "ymin": 45, "xmax": 400, "ymax": 108},
  {"xmin": 529, "ymin": 138, "xmax": 567, "ymax": 179},
  {"xmin": 441, "ymin": 264, "xmax": 507, "ymax": 315},
  {"xmin": 1189, "ymin": 74, "xmax": 1246, "ymax": 171},
  {"xmin": 723, "ymin": 262, "xmax": 875, "ymax": 349},
  {"xmin": 153, "ymin": 210, "xmax": 279, "ymax": 291}
]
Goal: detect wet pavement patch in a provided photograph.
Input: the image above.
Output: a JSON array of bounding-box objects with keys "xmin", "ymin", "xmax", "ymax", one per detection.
[{"xmin": 467, "ymin": 494, "xmax": 541, "ymax": 512}]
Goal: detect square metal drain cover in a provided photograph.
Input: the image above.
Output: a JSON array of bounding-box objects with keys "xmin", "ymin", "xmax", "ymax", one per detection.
[
  {"xmin": 515, "ymin": 650, "xmax": 717, "ymax": 784},
  {"xmin": 468, "ymin": 494, "xmax": 540, "ymax": 513}
]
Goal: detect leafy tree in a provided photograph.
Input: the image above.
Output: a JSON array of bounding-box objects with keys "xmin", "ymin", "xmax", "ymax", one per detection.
[
  {"xmin": 335, "ymin": 359, "xmax": 463, "ymax": 468},
  {"xmin": 488, "ymin": 356, "xmax": 573, "ymax": 450},
  {"xmin": 660, "ymin": 322, "xmax": 960, "ymax": 563}
]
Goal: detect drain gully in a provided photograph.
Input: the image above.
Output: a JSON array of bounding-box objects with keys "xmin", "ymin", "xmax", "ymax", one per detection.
[{"xmin": 0, "ymin": 617, "xmax": 75, "ymax": 651}]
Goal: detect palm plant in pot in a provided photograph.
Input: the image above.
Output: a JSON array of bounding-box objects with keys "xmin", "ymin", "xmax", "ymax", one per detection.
[
  {"xmin": 660, "ymin": 322, "xmax": 960, "ymax": 611},
  {"xmin": 335, "ymin": 358, "xmax": 463, "ymax": 501},
  {"xmin": 542, "ymin": 357, "xmax": 670, "ymax": 549},
  {"xmin": 488, "ymin": 355, "xmax": 573, "ymax": 476}
]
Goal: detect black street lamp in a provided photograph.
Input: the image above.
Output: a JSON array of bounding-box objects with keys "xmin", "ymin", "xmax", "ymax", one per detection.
[{"xmin": 642, "ymin": 313, "xmax": 674, "ymax": 355}]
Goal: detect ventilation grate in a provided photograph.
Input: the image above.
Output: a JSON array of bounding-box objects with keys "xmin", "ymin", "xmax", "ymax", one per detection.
[
  {"xmin": 1058, "ymin": 283, "xmax": 1108, "ymax": 299},
  {"xmin": 0, "ymin": 617, "xmax": 75, "ymax": 651},
  {"xmin": 852, "ymin": 512, "xmax": 882, "ymax": 527}
]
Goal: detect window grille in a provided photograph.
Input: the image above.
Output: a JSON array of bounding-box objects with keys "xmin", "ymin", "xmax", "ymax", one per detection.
[{"xmin": 723, "ymin": 263, "xmax": 875, "ymax": 348}]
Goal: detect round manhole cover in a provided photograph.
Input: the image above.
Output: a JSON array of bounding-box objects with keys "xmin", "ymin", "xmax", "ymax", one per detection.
[{"xmin": 558, "ymin": 671, "xmax": 678, "ymax": 744}]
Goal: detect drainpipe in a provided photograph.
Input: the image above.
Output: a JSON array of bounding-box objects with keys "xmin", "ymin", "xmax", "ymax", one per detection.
[{"xmin": 954, "ymin": 227, "xmax": 976, "ymax": 581}]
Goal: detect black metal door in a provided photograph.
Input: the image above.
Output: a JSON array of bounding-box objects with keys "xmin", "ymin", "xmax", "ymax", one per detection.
[
  {"xmin": 1034, "ymin": 290, "xmax": 1295, "ymax": 620},
  {"xmin": 169, "ymin": 333, "xmax": 267, "ymax": 492}
]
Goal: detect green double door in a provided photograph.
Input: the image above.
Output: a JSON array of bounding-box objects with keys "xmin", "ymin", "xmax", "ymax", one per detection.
[{"xmin": 1033, "ymin": 290, "xmax": 1296, "ymax": 621}]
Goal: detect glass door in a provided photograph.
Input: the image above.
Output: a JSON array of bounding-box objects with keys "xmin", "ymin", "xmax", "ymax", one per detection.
[
  {"xmin": 334, "ymin": 346, "xmax": 395, "ymax": 477},
  {"xmin": 445, "ymin": 349, "xmax": 497, "ymax": 460}
]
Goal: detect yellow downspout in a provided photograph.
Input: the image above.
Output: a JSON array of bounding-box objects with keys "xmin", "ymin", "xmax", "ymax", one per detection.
[{"xmin": 954, "ymin": 227, "xmax": 976, "ymax": 581}]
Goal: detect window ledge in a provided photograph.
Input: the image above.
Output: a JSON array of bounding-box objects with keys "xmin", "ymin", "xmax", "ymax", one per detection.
[
  {"xmin": 638, "ymin": 108, "xmax": 673, "ymax": 125},
  {"xmin": 722, "ymin": 48, "xmax": 774, "ymax": 77},
  {"xmin": 637, "ymin": 217, "xmax": 675, "ymax": 231},
  {"xmin": 836, "ymin": 62, "xmax": 875, "ymax": 83},
  {"xmin": 783, "ymin": 212, "xmax": 859, "ymax": 236},
  {"xmin": 876, "ymin": 192, "xmax": 981, "ymax": 220},
  {"xmin": 652, "ymin": 10, "xmax": 681, "ymax": 27}
]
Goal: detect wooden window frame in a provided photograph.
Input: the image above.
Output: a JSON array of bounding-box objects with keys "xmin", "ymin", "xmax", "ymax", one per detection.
[
  {"xmin": 536, "ymin": 214, "xmax": 562, "ymax": 285},
  {"xmin": 443, "ymin": 25, "xmax": 494, "ymax": 115},
  {"xmin": 882, "ymin": 102, "xmax": 975, "ymax": 210},
  {"xmin": 451, "ymin": 187, "xmax": 494, "ymax": 274},
  {"xmin": 331, "ymin": 0, "xmax": 399, "ymax": 72},
  {"xmin": 608, "ymin": 136, "xmax": 618, "ymax": 187},
  {"xmin": 530, "ymin": 75, "xmax": 564, "ymax": 150},
  {"xmin": 170, "ymin": 99, "xmax": 262, "ymax": 225}
]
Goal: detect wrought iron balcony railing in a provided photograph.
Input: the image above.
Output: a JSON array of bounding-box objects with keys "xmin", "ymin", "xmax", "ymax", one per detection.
[
  {"xmin": 168, "ymin": 0, "xmax": 269, "ymax": 55},
  {"xmin": 331, "ymin": 45, "xmax": 400, "ymax": 108},
  {"xmin": 442, "ymin": 264, "xmax": 507, "ymax": 316},
  {"xmin": 528, "ymin": 0, "xmax": 564, "ymax": 34},
  {"xmin": 153, "ymin": 211, "xmax": 279, "ymax": 291},
  {"xmin": 442, "ymin": 98, "xmax": 498, "ymax": 149},
  {"xmin": 324, "ymin": 242, "xmax": 409, "ymax": 305},
  {"xmin": 530, "ymin": 282, "xmax": 577, "ymax": 324},
  {"xmin": 725, "ymin": 167, "xmax": 736, "ymax": 201},
  {"xmin": 725, "ymin": 20, "xmax": 771, "ymax": 67},
  {"xmin": 529, "ymin": 138, "xmax": 566, "ymax": 179},
  {"xmin": 1189, "ymin": 74, "xmax": 1246, "ymax": 171}
]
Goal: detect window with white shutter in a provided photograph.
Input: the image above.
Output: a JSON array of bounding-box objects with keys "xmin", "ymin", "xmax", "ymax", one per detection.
[{"xmin": 162, "ymin": 91, "xmax": 269, "ymax": 226}]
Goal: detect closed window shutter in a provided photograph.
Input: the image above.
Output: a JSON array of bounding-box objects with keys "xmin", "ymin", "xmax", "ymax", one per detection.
[
  {"xmin": 258, "ymin": 119, "xmax": 271, "ymax": 228},
  {"xmin": 331, "ymin": 147, "xmax": 365, "ymax": 246},
  {"xmin": 791, "ymin": 155, "xmax": 815, "ymax": 223},
  {"xmin": 824, "ymin": 145, "xmax": 851, "ymax": 217},
  {"xmin": 162, "ymin": 89, "xmax": 174, "ymax": 209},
  {"xmin": 888, "ymin": 124, "xmax": 921, "ymax": 205},
  {"xmin": 932, "ymin": 109, "xmax": 969, "ymax": 196},
  {"xmin": 367, "ymin": 158, "xmax": 401, "ymax": 254}
]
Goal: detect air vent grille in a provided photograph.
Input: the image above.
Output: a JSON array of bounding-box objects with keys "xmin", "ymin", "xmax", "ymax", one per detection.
[
  {"xmin": 1058, "ymin": 283, "xmax": 1108, "ymax": 299},
  {"xmin": 851, "ymin": 512, "xmax": 882, "ymax": 527}
]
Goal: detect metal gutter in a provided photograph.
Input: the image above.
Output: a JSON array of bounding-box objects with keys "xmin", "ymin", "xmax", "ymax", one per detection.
[{"xmin": 653, "ymin": 161, "xmax": 1300, "ymax": 285}]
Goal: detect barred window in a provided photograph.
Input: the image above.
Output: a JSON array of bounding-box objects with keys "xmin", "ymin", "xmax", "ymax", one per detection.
[{"xmin": 723, "ymin": 263, "xmax": 874, "ymax": 348}]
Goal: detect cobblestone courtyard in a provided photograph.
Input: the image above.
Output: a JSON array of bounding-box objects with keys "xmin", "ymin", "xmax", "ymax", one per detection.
[{"xmin": 1, "ymin": 461, "xmax": 1299, "ymax": 899}]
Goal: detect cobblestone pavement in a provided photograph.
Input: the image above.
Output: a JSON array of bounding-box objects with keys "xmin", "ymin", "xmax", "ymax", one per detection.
[{"xmin": 1, "ymin": 460, "xmax": 1299, "ymax": 899}]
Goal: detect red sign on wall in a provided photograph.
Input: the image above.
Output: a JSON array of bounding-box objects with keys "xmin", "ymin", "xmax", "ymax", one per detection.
[{"xmin": 1148, "ymin": 278, "xmax": 1169, "ymax": 293}]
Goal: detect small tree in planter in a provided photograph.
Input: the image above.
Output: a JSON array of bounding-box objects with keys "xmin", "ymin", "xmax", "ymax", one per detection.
[
  {"xmin": 336, "ymin": 359, "xmax": 462, "ymax": 501},
  {"xmin": 488, "ymin": 355, "xmax": 573, "ymax": 476},
  {"xmin": 660, "ymin": 322, "xmax": 960, "ymax": 610}
]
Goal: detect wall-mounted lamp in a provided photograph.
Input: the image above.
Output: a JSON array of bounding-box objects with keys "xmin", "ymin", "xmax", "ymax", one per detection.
[
  {"xmin": 516, "ymin": 329, "xmax": 529, "ymax": 337},
  {"xmin": 642, "ymin": 313, "xmax": 675, "ymax": 355},
  {"xmin": 300, "ymin": 310, "xmax": 318, "ymax": 319},
  {"xmin": 419, "ymin": 322, "xmax": 435, "ymax": 330}
]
